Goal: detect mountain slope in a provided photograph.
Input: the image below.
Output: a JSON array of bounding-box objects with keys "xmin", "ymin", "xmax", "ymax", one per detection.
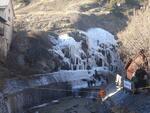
[{"xmin": 14, "ymin": 0, "xmax": 129, "ymax": 34}]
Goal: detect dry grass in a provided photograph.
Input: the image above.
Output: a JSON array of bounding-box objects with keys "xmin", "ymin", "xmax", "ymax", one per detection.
[
  {"xmin": 15, "ymin": 0, "xmax": 97, "ymax": 13},
  {"xmin": 118, "ymin": 7, "xmax": 150, "ymax": 58}
]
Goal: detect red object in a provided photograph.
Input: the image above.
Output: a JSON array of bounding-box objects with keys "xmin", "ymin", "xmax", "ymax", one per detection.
[{"xmin": 98, "ymin": 89, "xmax": 106, "ymax": 98}]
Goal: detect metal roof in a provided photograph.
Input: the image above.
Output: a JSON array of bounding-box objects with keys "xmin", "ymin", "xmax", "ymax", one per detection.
[{"xmin": 0, "ymin": 0, "xmax": 10, "ymax": 7}]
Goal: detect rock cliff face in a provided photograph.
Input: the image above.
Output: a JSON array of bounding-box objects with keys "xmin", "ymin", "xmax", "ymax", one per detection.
[
  {"xmin": 10, "ymin": 0, "xmax": 133, "ymax": 76},
  {"xmin": 7, "ymin": 31, "xmax": 60, "ymax": 74},
  {"xmin": 7, "ymin": 28, "xmax": 123, "ymax": 75}
]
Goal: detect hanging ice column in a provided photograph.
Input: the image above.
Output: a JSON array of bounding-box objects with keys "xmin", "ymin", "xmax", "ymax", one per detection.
[
  {"xmin": 70, "ymin": 45, "xmax": 87, "ymax": 70},
  {"xmin": 85, "ymin": 28, "xmax": 121, "ymax": 72},
  {"xmin": 57, "ymin": 34, "xmax": 87, "ymax": 70}
]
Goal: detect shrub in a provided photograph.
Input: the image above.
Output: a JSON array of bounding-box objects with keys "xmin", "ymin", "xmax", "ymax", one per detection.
[
  {"xmin": 118, "ymin": 7, "xmax": 150, "ymax": 57},
  {"xmin": 110, "ymin": 4, "xmax": 125, "ymax": 18}
]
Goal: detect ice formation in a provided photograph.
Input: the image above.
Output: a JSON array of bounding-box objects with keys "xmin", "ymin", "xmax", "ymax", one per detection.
[{"xmin": 50, "ymin": 28, "xmax": 122, "ymax": 73}]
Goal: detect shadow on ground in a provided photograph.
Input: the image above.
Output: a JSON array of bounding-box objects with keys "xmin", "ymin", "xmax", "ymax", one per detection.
[{"xmin": 73, "ymin": 13, "xmax": 128, "ymax": 35}]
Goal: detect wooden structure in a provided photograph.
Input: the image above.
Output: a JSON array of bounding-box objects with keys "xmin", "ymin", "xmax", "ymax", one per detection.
[
  {"xmin": 0, "ymin": 0, "xmax": 14, "ymax": 62},
  {"xmin": 125, "ymin": 49, "xmax": 148, "ymax": 80}
]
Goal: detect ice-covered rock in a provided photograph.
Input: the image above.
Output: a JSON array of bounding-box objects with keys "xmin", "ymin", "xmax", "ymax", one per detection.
[
  {"xmin": 51, "ymin": 28, "xmax": 122, "ymax": 73},
  {"xmin": 86, "ymin": 28, "xmax": 117, "ymax": 50}
]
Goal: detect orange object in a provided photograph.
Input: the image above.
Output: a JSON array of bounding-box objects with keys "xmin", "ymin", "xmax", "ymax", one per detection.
[{"xmin": 98, "ymin": 89, "xmax": 106, "ymax": 98}]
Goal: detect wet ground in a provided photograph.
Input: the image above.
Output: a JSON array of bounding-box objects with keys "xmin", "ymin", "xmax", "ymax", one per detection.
[
  {"xmin": 28, "ymin": 97, "xmax": 107, "ymax": 113},
  {"xmin": 120, "ymin": 92, "xmax": 150, "ymax": 113},
  {"xmin": 108, "ymin": 87, "xmax": 150, "ymax": 113}
]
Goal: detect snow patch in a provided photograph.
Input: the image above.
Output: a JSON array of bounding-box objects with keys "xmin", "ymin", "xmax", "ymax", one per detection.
[
  {"xmin": 86, "ymin": 28, "xmax": 116, "ymax": 49},
  {"xmin": 59, "ymin": 34, "xmax": 78, "ymax": 47}
]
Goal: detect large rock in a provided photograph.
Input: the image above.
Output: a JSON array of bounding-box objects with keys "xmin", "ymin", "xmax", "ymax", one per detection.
[{"xmin": 6, "ymin": 31, "xmax": 60, "ymax": 75}]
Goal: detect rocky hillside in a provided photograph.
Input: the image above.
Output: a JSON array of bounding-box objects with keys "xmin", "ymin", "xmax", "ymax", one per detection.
[
  {"xmin": 7, "ymin": 28, "xmax": 123, "ymax": 75},
  {"xmin": 13, "ymin": 0, "xmax": 145, "ymax": 34},
  {"xmin": 12, "ymin": 0, "xmax": 148, "ymax": 40},
  {"xmin": 4, "ymin": 0, "xmax": 148, "ymax": 76}
]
